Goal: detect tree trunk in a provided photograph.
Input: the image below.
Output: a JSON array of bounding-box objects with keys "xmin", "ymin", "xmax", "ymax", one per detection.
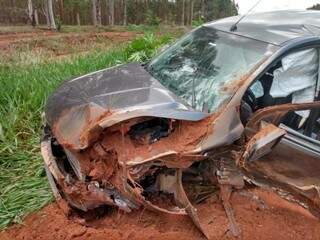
[
  {"xmin": 27, "ymin": 0, "xmax": 33, "ymax": 23},
  {"xmin": 186, "ymin": 0, "xmax": 189, "ymax": 26},
  {"xmin": 43, "ymin": 0, "xmax": 50, "ymax": 28},
  {"xmin": 123, "ymin": 0, "xmax": 127, "ymax": 26},
  {"xmin": 201, "ymin": 0, "xmax": 205, "ymax": 20},
  {"xmin": 76, "ymin": 12, "xmax": 80, "ymax": 25},
  {"xmin": 190, "ymin": 0, "xmax": 193, "ymax": 25},
  {"xmin": 47, "ymin": 0, "xmax": 56, "ymax": 29},
  {"xmin": 92, "ymin": 0, "xmax": 97, "ymax": 26},
  {"xmin": 97, "ymin": 0, "xmax": 102, "ymax": 26},
  {"xmin": 181, "ymin": 0, "xmax": 185, "ymax": 25},
  {"xmin": 108, "ymin": 0, "xmax": 115, "ymax": 26},
  {"xmin": 163, "ymin": 0, "xmax": 168, "ymax": 24},
  {"xmin": 34, "ymin": 9, "xmax": 39, "ymax": 25},
  {"xmin": 106, "ymin": 0, "xmax": 109, "ymax": 25},
  {"xmin": 58, "ymin": 0, "xmax": 63, "ymax": 20}
]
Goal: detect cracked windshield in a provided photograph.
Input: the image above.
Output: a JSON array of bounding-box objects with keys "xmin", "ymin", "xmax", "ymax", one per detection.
[{"xmin": 147, "ymin": 26, "xmax": 276, "ymax": 112}]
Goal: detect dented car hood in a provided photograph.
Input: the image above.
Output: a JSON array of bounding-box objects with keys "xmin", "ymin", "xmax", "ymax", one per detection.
[{"xmin": 46, "ymin": 63, "xmax": 209, "ymax": 149}]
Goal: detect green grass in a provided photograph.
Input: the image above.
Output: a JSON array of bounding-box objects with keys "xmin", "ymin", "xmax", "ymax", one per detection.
[
  {"xmin": 0, "ymin": 32, "xmax": 173, "ymax": 229},
  {"xmin": 0, "ymin": 24, "xmax": 187, "ymax": 35}
]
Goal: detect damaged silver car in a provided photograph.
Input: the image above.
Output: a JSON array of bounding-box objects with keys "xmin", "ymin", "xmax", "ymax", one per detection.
[{"xmin": 41, "ymin": 10, "xmax": 320, "ymax": 238}]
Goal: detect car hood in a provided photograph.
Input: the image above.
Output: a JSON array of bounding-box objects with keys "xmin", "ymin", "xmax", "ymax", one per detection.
[{"xmin": 45, "ymin": 63, "xmax": 209, "ymax": 149}]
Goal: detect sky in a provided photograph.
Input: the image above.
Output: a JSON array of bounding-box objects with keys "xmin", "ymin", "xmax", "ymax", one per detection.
[{"xmin": 234, "ymin": 0, "xmax": 320, "ymax": 14}]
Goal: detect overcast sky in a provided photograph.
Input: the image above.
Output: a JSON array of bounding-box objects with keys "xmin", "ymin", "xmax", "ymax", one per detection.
[{"xmin": 235, "ymin": 0, "xmax": 320, "ymax": 14}]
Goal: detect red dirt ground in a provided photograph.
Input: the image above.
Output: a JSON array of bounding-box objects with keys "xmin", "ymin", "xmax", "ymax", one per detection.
[
  {"xmin": 1, "ymin": 188, "xmax": 319, "ymax": 240},
  {"xmin": 0, "ymin": 30, "xmax": 137, "ymax": 50}
]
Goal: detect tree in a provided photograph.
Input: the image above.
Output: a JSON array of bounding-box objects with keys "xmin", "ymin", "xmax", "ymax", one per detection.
[
  {"xmin": 162, "ymin": 0, "xmax": 168, "ymax": 24},
  {"xmin": 108, "ymin": 0, "xmax": 115, "ymax": 26},
  {"xmin": 190, "ymin": 0, "xmax": 194, "ymax": 25},
  {"xmin": 42, "ymin": 0, "xmax": 50, "ymax": 27},
  {"xmin": 27, "ymin": 0, "xmax": 33, "ymax": 23},
  {"xmin": 91, "ymin": 0, "xmax": 101, "ymax": 26},
  {"xmin": 71, "ymin": 0, "xmax": 86, "ymax": 26},
  {"xmin": 34, "ymin": 8, "xmax": 39, "ymax": 25},
  {"xmin": 46, "ymin": 0, "xmax": 56, "ymax": 29},
  {"xmin": 308, "ymin": 4, "xmax": 320, "ymax": 10},
  {"xmin": 181, "ymin": 0, "xmax": 185, "ymax": 25},
  {"xmin": 92, "ymin": 0, "xmax": 97, "ymax": 25},
  {"xmin": 201, "ymin": 0, "xmax": 206, "ymax": 20},
  {"xmin": 76, "ymin": 12, "xmax": 80, "ymax": 25},
  {"xmin": 1, "ymin": 0, "xmax": 238, "ymax": 26},
  {"xmin": 97, "ymin": 0, "xmax": 102, "ymax": 25},
  {"xmin": 58, "ymin": 0, "xmax": 63, "ymax": 21},
  {"xmin": 123, "ymin": 0, "xmax": 127, "ymax": 26}
]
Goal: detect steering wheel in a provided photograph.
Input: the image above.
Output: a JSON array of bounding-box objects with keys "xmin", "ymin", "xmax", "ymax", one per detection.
[
  {"xmin": 243, "ymin": 88, "xmax": 258, "ymax": 112},
  {"xmin": 240, "ymin": 88, "xmax": 258, "ymax": 124}
]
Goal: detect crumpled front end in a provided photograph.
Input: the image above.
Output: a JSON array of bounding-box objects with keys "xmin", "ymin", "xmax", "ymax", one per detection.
[
  {"xmin": 42, "ymin": 111, "xmax": 216, "ymax": 205},
  {"xmin": 41, "ymin": 63, "xmax": 227, "ymax": 238},
  {"xmin": 42, "ymin": 112, "xmax": 220, "ymax": 238}
]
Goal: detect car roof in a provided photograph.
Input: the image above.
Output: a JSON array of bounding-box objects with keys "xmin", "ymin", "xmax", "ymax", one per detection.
[{"xmin": 205, "ymin": 10, "xmax": 320, "ymax": 46}]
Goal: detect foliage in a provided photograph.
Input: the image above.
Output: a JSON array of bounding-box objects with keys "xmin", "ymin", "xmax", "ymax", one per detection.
[
  {"xmin": 55, "ymin": 15, "xmax": 62, "ymax": 32},
  {"xmin": 145, "ymin": 10, "xmax": 161, "ymax": 26},
  {"xmin": 0, "ymin": 0, "xmax": 238, "ymax": 27},
  {"xmin": 0, "ymin": 33, "xmax": 172, "ymax": 229},
  {"xmin": 192, "ymin": 17, "xmax": 204, "ymax": 27},
  {"xmin": 126, "ymin": 24, "xmax": 158, "ymax": 32},
  {"xmin": 308, "ymin": 4, "xmax": 320, "ymax": 10},
  {"xmin": 126, "ymin": 33, "xmax": 172, "ymax": 62}
]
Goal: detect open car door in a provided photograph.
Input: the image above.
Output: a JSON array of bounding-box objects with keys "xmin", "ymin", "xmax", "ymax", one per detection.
[{"xmin": 240, "ymin": 102, "xmax": 320, "ymax": 218}]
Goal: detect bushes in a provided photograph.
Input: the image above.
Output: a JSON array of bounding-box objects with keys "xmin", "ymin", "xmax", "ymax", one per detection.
[
  {"xmin": 145, "ymin": 10, "xmax": 161, "ymax": 26},
  {"xmin": 192, "ymin": 17, "xmax": 204, "ymax": 27},
  {"xmin": 126, "ymin": 33, "xmax": 172, "ymax": 62}
]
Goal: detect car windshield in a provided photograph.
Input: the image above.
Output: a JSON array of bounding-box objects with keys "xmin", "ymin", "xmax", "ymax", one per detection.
[{"xmin": 147, "ymin": 27, "xmax": 277, "ymax": 113}]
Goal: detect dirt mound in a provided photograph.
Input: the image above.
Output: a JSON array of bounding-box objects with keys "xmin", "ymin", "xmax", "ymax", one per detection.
[{"xmin": 1, "ymin": 188, "xmax": 319, "ymax": 240}]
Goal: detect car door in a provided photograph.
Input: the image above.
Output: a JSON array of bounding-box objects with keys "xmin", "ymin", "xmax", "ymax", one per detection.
[{"xmin": 240, "ymin": 101, "xmax": 320, "ymax": 218}]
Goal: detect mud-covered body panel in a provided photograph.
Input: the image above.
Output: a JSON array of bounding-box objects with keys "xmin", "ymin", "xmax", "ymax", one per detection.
[
  {"xmin": 42, "ymin": 11, "xmax": 320, "ymax": 238},
  {"xmin": 46, "ymin": 63, "xmax": 209, "ymax": 149}
]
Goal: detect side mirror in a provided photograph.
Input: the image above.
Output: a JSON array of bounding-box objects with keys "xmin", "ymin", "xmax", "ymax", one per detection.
[{"xmin": 239, "ymin": 122, "xmax": 286, "ymax": 167}]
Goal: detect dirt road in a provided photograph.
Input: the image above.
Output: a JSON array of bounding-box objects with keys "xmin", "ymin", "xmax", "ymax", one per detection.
[{"xmin": 1, "ymin": 188, "xmax": 319, "ymax": 240}]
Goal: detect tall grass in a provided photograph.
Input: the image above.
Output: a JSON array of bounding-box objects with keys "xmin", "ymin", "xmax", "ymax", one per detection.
[{"xmin": 0, "ymin": 33, "xmax": 172, "ymax": 229}]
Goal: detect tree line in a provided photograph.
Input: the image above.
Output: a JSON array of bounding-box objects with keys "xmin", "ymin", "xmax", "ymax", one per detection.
[
  {"xmin": 0, "ymin": 0, "xmax": 238, "ymax": 30},
  {"xmin": 308, "ymin": 4, "xmax": 320, "ymax": 10}
]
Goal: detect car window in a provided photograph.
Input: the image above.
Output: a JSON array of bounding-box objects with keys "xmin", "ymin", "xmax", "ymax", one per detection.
[
  {"xmin": 147, "ymin": 27, "xmax": 275, "ymax": 113},
  {"xmin": 241, "ymin": 48, "xmax": 320, "ymax": 141}
]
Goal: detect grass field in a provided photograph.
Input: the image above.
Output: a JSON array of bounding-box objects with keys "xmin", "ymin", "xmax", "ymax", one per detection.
[{"xmin": 0, "ymin": 26, "xmax": 177, "ymax": 229}]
